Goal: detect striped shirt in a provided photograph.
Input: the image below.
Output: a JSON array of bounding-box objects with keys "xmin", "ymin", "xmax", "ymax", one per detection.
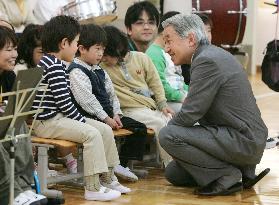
[{"xmin": 32, "ymin": 54, "xmax": 85, "ymax": 122}]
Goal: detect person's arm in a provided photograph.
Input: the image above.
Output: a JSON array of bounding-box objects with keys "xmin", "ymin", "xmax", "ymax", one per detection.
[
  {"xmin": 69, "ymin": 68, "xmax": 108, "ymax": 121},
  {"xmin": 169, "ymin": 57, "xmax": 224, "ymax": 127},
  {"xmin": 103, "ymin": 70, "xmax": 122, "ymax": 116},
  {"xmin": 142, "ymin": 54, "xmax": 168, "ymax": 110},
  {"xmin": 25, "ymin": 0, "xmax": 38, "ymax": 24},
  {"xmin": 47, "ymin": 65, "xmax": 85, "ymax": 122},
  {"xmin": 148, "ymin": 52, "xmax": 185, "ymax": 102},
  {"xmin": 0, "ymin": 2, "xmax": 9, "ymax": 21}
]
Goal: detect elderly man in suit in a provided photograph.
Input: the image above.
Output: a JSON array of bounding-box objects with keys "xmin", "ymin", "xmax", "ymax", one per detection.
[{"xmin": 159, "ymin": 14, "xmax": 270, "ymax": 196}]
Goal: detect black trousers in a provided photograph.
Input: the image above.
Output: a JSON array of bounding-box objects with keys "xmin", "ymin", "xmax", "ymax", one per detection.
[{"xmin": 118, "ymin": 116, "xmax": 147, "ymax": 166}]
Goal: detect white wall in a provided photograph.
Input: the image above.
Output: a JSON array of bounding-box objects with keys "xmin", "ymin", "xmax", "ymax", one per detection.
[{"xmin": 163, "ymin": 0, "xmax": 192, "ymax": 14}]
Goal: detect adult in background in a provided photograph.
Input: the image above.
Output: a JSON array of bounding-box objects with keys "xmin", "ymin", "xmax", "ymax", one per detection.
[
  {"xmin": 33, "ymin": 0, "xmax": 69, "ymax": 24},
  {"xmin": 0, "ymin": 24, "xmax": 47, "ymax": 205},
  {"xmin": 0, "ymin": 0, "xmax": 37, "ymax": 32},
  {"xmin": 159, "ymin": 14, "xmax": 269, "ymax": 196},
  {"xmin": 124, "ymin": 1, "xmax": 159, "ymax": 52}
]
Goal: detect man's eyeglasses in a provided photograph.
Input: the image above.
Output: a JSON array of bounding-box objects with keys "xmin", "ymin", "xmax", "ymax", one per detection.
[{"xmin": 133, "ymin": 20, "xmax": 157, "ymax": 27}]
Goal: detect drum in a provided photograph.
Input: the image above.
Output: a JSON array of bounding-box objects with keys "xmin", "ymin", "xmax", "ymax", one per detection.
[
  {"xmin": 192, "ymin": 0, "xmax": 247, "ymax": 47},
  {"xmin": 61, "ymin": 0, "xmax": 117, "ymax": 25}
]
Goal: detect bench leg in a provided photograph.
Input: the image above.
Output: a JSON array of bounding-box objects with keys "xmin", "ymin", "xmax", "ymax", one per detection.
[{"xmin": 37, "ymin": 146, "xmax": 63, "ymax": 198}]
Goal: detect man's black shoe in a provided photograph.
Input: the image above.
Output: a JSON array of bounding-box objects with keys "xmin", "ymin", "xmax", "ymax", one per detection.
[
  {"xmin": 242, "ymin": 168, "xmax": 270, "ymax": 189},
  {"xmin": 194, "ymin": 181, "xmax": 243, "ymax": 196}
]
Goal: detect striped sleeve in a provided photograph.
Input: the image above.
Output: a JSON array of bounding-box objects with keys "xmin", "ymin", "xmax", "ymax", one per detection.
[{"xmin": 47, "ymin": 64, "xmax": 85, "ymax": 122}]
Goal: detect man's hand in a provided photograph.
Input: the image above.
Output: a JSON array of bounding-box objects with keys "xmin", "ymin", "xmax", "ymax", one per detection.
[
  {"xmin": 113, "ymin": 114, "xmax": 123, "ymax": 129},
  {"xmin": 162, "ymin": 106, "xmax": 175, "ymax": 117}
]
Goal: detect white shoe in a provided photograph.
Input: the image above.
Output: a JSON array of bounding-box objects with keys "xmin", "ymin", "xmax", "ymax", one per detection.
[
  {"xmin": 84, "ymin": 186, "xmax": 121, "ymax": 201},
  {"xmin": 265, "ymin": 136, "xmax": 279, "ymax": 149},
  {"xmin": 101, "ymin": 180, "xmax": 131, "ymax": 194},
  {"xmin": 114, "ymin": 165, "xmax": 138, "ymax": 182},
  {"xmin": 24, "ymin": 190, "xmax": 47, "ymax": 205},
  {"xmin": 13, "ymin": 192, "xmax": 40, "ymax": 205}
]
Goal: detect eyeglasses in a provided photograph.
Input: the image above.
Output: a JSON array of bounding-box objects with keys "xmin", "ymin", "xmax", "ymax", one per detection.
[{"xmin": 133, "ymin": 20, "xmax": 157, "ymax": 27}]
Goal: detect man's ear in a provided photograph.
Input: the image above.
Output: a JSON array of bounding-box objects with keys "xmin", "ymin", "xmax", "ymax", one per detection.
[
  {"xmin": 187, "ymin": 32, "xmax": 197, "ymax": 47},
  {"xmin": 126, "ymin": 27, "xmax": 132, "ymax": 36},
  {"xmin": 59, "ymin": 38, "xmax": 69, "ymax": 50}
]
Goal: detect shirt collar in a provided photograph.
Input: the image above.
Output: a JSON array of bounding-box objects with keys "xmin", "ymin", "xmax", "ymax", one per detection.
[
  {"xmin": 73, "ymin": 58, "xmax": 101, "ymax": 71},
  {"xmin": 39, "ymin": 54, "xmax": 66, "ymax": 69}
]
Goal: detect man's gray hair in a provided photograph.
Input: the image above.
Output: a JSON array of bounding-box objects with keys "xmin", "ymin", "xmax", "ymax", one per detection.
[{"xmin": 162, "ymin": 14, "xmax": 209, "ymax": 45}]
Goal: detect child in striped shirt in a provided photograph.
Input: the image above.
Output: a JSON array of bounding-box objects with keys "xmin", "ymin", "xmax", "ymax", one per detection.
[{"xmin": 32, "ymin": 15, "xmax": 129, "ymax": 201}]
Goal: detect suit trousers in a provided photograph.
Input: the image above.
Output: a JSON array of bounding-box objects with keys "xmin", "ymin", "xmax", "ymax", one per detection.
[{"xmin": 159, "ymin": 125, "xmax": 243, "ymax": 188}]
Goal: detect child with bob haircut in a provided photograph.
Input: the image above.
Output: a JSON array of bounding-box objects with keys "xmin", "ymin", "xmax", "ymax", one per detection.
[
  {"xmin": 32, "ymin": 15, "xmax": 126, "ymax": 201},
  {"xmin": 101, "ymin": 25, "xmax": 174, "ymax": 168}
]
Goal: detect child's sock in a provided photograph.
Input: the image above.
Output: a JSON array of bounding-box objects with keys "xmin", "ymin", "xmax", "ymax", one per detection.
[
  {"xmin": 85, "ymin": 174, "xmax": 101, "ymax": 192},
  {"xmin": 64, "ymin": 153, "xmax": 77, "ymax": 174},
  {"xmin": 100, "ymin": 167, "xmax": 114, "ymax": 184}
]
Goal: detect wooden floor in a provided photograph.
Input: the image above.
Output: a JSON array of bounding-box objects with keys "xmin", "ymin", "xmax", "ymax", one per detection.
[{"xmin": 59, "ymin": 73, "xmax": 279, "ymax": 205}]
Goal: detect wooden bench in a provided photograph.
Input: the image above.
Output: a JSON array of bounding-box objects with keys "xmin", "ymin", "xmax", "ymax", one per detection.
[{"xmin": 32, "ymin": 128, "xmax": 155, "ymax": 198}]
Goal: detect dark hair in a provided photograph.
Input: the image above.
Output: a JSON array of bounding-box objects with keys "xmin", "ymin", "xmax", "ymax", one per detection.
[
  {"xmin": 0, "ymin": 19, "xmax": 15, "ymax": 32},
  {"xmin": 77, "ymin": 24, "xmax": 107, "ymax": 56},
  {"xmin": 197, "ymin": 14, "xmax": 213, "ymax": 28},
  {"xmin": 16, "ymin": 24, "xmax": 43, "ymax": 68},
  {"xmin": 41, "ymin": 15, "xmax": 80, "ymax": 53},
  {"xmin": 0, "ymin": 26, "xmax": 17, "ymax": 50},
  {"xmin": 124, "ymin": 1, "xmax": 160, "ymax": 30},
  {"xmin": 103, "ymin": 26, "xmax": 129, "ymax": 58},
  {"xmin": 158, "ymin": 11, "xmax": 180, "ymax": 33}
]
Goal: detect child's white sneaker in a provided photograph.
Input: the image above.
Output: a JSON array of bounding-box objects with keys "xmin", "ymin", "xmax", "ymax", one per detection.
[
  {"xmin": 84, "ymin": 186, "xmax": 121, "ymax": 201},
  {"xmin": 101, "ymin": 180, "xmax": 131, "ymax": 194},
  {"xmin": 114, "ymin": 164, "xmax": 138, "ymax": 182}
]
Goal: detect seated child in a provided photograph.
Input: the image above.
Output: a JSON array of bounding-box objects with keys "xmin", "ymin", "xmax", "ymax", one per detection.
[
  {"xmin": 31, "ymin": 15, "xmax": 130, "ymax": 201},
  {"xmin": 68, "ymin": 24, "xmax": 147, "ymax": 182},
  {"xmin": 15, "ymin": 24, "xmax": 43, "ymax": 74},
  {"xmin": 101, "ymin": 26, "xmax": 174, "ymax": 167}
]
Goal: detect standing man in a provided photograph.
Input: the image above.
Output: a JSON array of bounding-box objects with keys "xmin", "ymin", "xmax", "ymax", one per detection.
[
  {"xmin": 159, "ymin": 14, "xmax": 269, "ymax": 196},
  {"xmin": 124, "ymin": 1, "xmax": 160, "ymax": 52}
]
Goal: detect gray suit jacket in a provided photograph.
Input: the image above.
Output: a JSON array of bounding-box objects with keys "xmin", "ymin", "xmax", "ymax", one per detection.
[{"xmin": 169, "ymin": 44, "xmax": 268, "ymax": 164}]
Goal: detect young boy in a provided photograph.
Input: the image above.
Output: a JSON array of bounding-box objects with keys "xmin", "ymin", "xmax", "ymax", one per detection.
[
  {"xmin": 68, "ymin": 24, "xmax": 147, "ymax": 182},
  {"xmin": 32, "ymin": 16, "xmax": 129, "ymax": 201}
]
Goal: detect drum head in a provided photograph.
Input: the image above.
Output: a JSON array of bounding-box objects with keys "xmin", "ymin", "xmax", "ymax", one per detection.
[{"xmin": 192, "ymin": 0, "xmax": 247, "ymax": 46}]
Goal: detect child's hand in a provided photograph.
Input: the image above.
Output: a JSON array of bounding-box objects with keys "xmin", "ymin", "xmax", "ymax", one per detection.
[
  {"xmin": 104, "ymin": 116, "xmax": 119, "ymax": 130},
  {"xmin": 113, "ymin": 114, "xmax": 123, "ymax": 129}
]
